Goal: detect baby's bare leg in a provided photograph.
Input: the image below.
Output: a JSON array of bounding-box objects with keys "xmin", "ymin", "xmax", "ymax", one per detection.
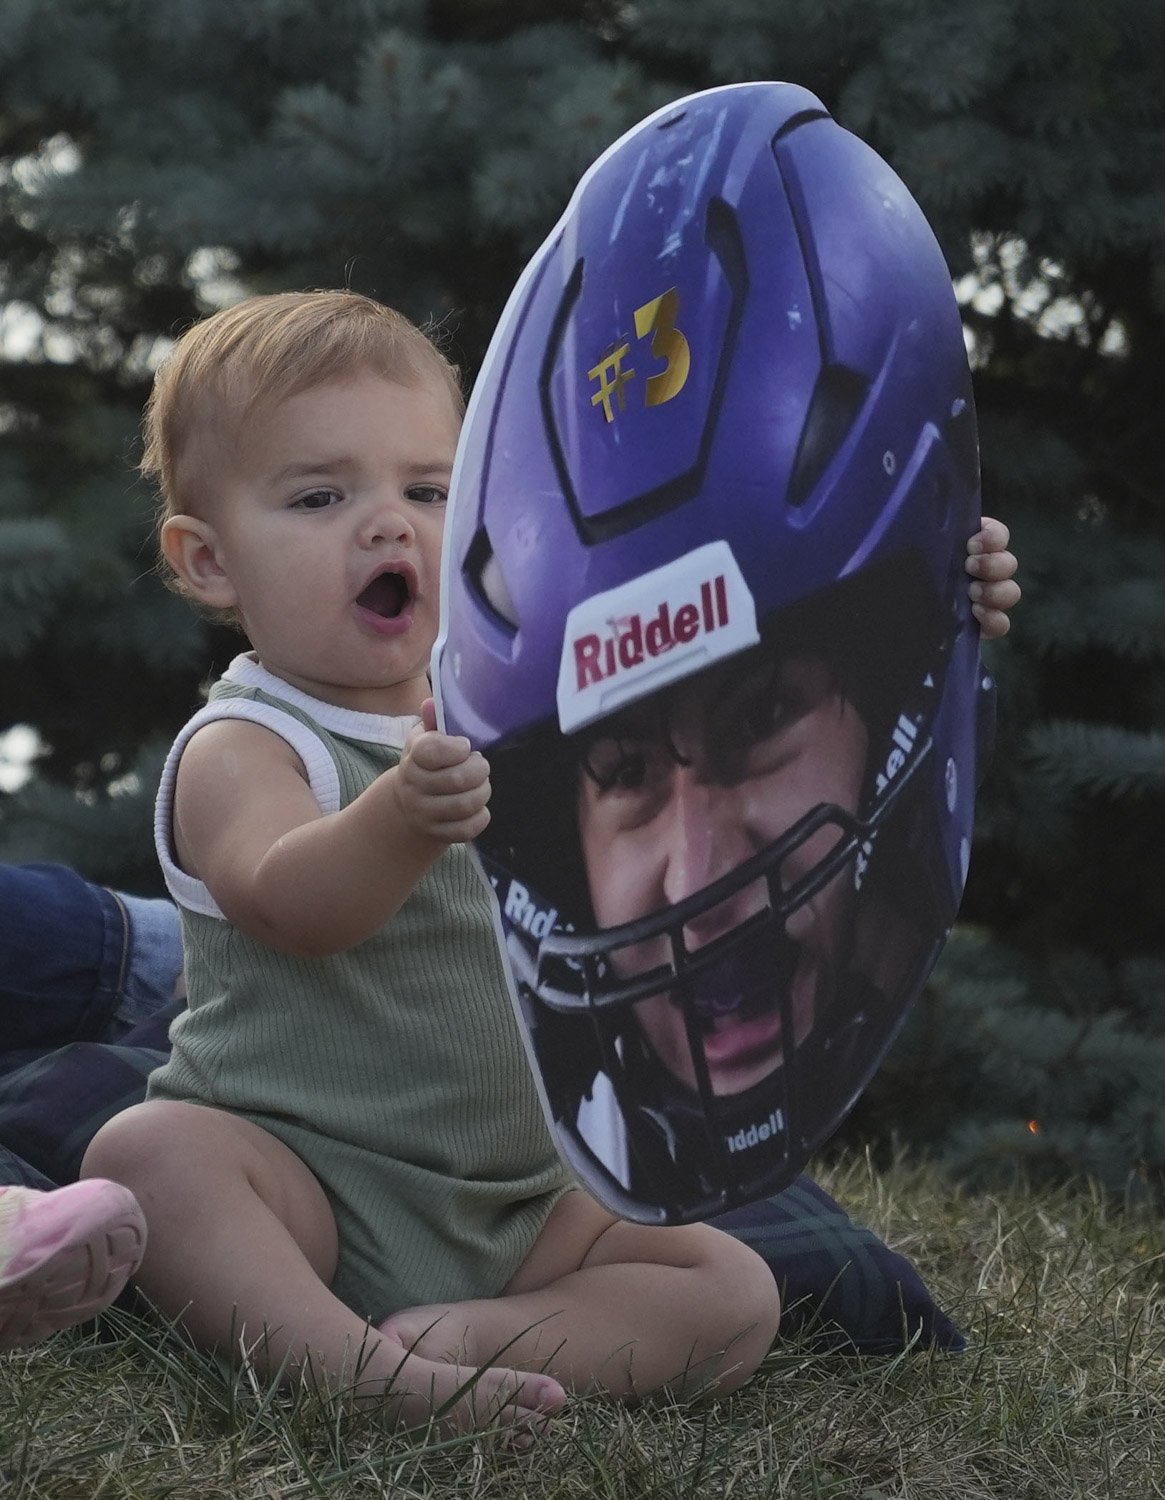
[
  {"xmin": 81, "ymin": 1101, "xmax": 564, "ymax": 1434},
  {"xmin": 383, "ymin": 1189, "xmax": 779, "ymax": 1401}
]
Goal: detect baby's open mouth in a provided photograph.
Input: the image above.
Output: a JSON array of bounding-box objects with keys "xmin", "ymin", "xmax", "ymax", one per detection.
[{"xmin": 356, "ymin": 570, "xmax": 411, "ymax": 619}]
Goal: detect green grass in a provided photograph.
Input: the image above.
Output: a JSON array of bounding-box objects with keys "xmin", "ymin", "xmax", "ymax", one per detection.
[{"xmin": 3, "ymin": 1156, "xmax": 1163, "ymax": 1499}]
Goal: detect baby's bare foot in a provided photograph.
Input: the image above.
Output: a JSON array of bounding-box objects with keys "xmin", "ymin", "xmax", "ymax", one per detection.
[
  {"xmin": 383, "ymin": 1302, "xmax": 481, "ymax": 1365},
  {"xmin": 372, "ymin": 1325, "xmax": 565, "ymax": 1438}
]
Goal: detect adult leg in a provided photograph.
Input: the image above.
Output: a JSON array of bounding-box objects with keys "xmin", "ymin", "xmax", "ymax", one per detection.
[
  {"xmin": 0, "ymin": 1039, "xmax": 168, "ymax": 1190},
  {"xmin": 0, "ymin": 866, "xmax": 174, "ymax": 1347},
  {"xmin": 0, "ymin": 1145, "xmax": 54, "ymax": 1191},
  {"xmin": 0, "ymin": 863, "xmax": 136, "ymax": 1066},
  {"xmin": 81, "ymin": 1101, "xmax": 564, "ymax": 1434},
  {"xmin": 383, "ymin": 1188, "xmax": 779, "ymax": 1401},
  {"xmin": 0, "ymin": 864, "xmax": 181, "ymax": 1066},
  {"xmin": 0, "ymin": 861, "xmax": 182, "ymax": 1191}
]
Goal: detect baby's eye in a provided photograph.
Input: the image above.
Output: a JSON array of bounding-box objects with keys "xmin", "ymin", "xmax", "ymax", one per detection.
[
  {"xmin": 405, "ymin": 483, "xmax": 448, "ymax": 506},
  {"xmin": 292, "ymin": 489, "xmax": 343, "ymax": 511}
]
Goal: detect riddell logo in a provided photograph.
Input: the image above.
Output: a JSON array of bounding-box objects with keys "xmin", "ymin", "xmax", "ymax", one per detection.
[
  {"xmin": 854, "ymin": 714, "xmax": 921, "ymax": 890},
  {"xmin": 502, "ymin": 879, "xmax": 559, "ymax": 940},
  {"xmin": 574, "ymin": 576, "xmax": 730, "ymax": 690},
  {"xmin": 556, "ymin": 541, "xmax": 759, "ymax": 733},
  {"xmin": 873, "ymin": 714, "xmax": 920, "ymax": 797},
  {"xmin": 725, "ymin": 1108, "xmax": 785, "ymax": 1154}
]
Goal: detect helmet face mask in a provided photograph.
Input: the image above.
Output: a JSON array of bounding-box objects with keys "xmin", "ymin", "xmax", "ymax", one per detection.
[{"xmin": 435, "ymin": 81, "xmax": 985, "ymax": 1222}]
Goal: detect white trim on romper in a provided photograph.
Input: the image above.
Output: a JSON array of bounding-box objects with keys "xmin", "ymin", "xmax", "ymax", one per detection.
[{"xmin": 155, "ymin": 653, "xmax": 420, "ymax": 920}]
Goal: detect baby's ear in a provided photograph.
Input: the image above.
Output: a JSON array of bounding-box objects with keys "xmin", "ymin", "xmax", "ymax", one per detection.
[{"xmin": 161, "ymin": 514, "xmax": 238, "ymax": 610}]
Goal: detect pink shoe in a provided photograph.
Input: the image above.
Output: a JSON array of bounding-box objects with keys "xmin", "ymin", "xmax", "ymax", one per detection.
[{"xmin": 0, "ymin": 1180, "xmax": 147, "ymax": 1350}]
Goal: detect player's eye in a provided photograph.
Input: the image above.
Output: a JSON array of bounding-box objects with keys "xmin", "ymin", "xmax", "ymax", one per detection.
[
  {"xmin": 582, "ymin": 737, "xmax": 674, "ymax": 796},
  {"xmin": 405, "ymin": 483, "xmax": 448, "ymax": 506},
  {"xmin": 739, "ymin": 687, "xmax": 790, "ymax": 745},
  {"xmin": 723, "ymin": 659, "xmax": 796, "ymax": 747},
  {"xmin": 291, "ymin": 489, "xmax": 343, "ymax": 511},
  {"xmin": 588, "ymin": 747, "xmax": 648, "ymax": 793}
]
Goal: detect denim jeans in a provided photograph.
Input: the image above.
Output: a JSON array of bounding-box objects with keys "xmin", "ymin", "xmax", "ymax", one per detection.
[
  {"xmin": 0, "ymin": 863, "xmax": 182, "ymax": 1186},
  {"xmin": 0, "ymin": 862, "xmax": 182, "ymax": 1064}
]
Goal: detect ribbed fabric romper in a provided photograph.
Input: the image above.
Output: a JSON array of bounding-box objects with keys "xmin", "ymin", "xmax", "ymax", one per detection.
[{"xmin": 148, "ymin": 655, "xmax": 572, "ymax": 1321}]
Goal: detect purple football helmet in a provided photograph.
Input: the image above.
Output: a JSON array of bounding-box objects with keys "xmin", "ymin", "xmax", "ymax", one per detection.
[{"xmin": 434, "ymin": 81, "xmax": 985, "ymax": 1222}]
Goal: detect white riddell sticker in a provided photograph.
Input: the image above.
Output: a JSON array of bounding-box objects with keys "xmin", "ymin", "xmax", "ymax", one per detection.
[{"xmin": 556, "ymin": 540, "xmax": 759, "ymax": 733}]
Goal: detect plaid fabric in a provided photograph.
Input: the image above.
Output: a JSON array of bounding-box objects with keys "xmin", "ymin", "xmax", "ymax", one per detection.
[{"xmin": 712, "ymin": 1177, "xmax": 965, "ymax": 1353}]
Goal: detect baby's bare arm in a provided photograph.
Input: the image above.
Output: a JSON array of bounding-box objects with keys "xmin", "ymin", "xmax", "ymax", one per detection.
[{"xmin": 172, "ymin": 699, "xmax": 490, "ymax": 955}]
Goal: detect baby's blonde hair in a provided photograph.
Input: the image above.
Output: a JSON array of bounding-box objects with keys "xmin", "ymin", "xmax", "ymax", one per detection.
[{"xmin": 142, "ymin": 289, "xmax": 464, "ymax": 525}]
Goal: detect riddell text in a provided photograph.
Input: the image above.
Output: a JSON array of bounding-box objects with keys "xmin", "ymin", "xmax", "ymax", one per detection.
[{"xmin": 573, "ymin": 575, "xmax": 730, "ymax": 690}]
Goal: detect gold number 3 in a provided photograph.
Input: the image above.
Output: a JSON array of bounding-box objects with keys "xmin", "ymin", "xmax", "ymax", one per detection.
[{"xmin": 633, "ymin": 288, "xmax": 691, "ymax": 407}]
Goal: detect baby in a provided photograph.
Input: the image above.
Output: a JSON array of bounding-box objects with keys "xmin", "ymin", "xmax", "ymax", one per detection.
[{"xmin": 81, "ymin": 290, "xmax": 782, "ymax": 1435}]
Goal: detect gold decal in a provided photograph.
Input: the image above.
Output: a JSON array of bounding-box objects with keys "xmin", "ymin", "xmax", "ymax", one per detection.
[
  {"xmin": 633, "ymin": 287, "xmax": 690, "ymax": 407},
  {"xmin": 587, "ymin": 287, "xmax": 690, "ymax": 423},
  {"xmin": 588, "ymin": 342, "xmax": 636, "ymax": 423}
]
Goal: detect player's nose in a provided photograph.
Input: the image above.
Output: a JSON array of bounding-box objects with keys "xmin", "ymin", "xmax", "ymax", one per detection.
[{"xmin": 661, "ymin": 774, "xmax": 764, "ymax": 947}]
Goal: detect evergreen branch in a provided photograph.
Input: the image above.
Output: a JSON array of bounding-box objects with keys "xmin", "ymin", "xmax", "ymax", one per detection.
[
  {"xmin": 1024, "ymin": 578, "xmax": 1165, "ymax": 661},
  {"xmin": 0, "ymin": 518, "xmax": 72, "ymax": 655},
  {"xmin": 1023, "ymin": 721, "xmax": 1165, "ymax": 801},
  {"xmin": 1120, "ymin": 957, "xmax": 1165, "ymax": 1026},
  {"xmin": 0, "ymin": 517, "xmax": 68, "ymax": 563}
]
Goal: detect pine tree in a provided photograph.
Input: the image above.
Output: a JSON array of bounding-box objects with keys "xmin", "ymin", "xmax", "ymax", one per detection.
[
  {"xmin": 1, "ymin": 0, "xmax": 1162, "ymax": 1195},
  {"xmin": 0, "ymin": 0, "xmax": 654, "ymax": 884}
]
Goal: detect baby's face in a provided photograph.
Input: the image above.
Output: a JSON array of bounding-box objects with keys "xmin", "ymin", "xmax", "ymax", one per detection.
[{"xmin": 196, "ymin": 369, "xmax": 460, "ymax": 716}]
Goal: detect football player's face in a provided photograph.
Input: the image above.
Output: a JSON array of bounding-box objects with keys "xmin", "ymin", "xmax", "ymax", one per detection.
[{"xmin": 577, "ymin": 648, "xmax": 868, "ymax": 1095}]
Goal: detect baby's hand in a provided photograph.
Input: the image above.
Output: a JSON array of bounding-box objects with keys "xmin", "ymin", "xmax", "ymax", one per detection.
[
  {"xmin": 394, "ymin": 699, "xmax": 491, "ymax": 842},
  {"xmin": 967, "ymin": 516, "xmax": 1021, "ymax": 638}
]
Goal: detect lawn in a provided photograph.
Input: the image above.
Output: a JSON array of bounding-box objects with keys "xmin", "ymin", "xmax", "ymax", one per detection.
[{"xmin": 2, "ymin": 1156, "xmax": 1162, "ymax": 1499}]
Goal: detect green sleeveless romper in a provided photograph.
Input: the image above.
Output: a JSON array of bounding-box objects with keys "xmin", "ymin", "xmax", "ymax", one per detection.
[{"xmin": 149, "ymin": 655, "xmax": 572, "ymax": 1321}]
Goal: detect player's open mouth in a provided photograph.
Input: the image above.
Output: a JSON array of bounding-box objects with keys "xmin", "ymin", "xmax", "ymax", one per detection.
[
  {"xmin": 355, "ymin": 564, "xmax": 417, "ymax": 632},
  {"xmin": 680, "ymin": 936, "xmax": 785, "ymax": 1028},
  {"xmin": 700, "ymin": 1006, "xmax": 784, "ymax": 1072}
]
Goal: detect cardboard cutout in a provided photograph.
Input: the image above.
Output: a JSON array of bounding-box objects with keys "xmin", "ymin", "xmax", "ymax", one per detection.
[{"xmin": 433, "ymin": 82, "xmax": 986, "ymax": 1224}]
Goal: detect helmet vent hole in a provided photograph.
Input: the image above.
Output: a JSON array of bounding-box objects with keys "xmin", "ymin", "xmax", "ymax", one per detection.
[
  {"xmin": 465, "ymin": 528, "xmax": 519, "ymax": 631},
  {"xmin": 787, "ymin": 364, "xmax": 869, "ymax": 508},
  {"xmin": 944, "ymin": 391, "xmax": 979, "ymax": 490}
]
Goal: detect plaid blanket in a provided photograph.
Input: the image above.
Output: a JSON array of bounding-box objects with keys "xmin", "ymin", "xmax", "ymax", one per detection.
[{"xmin": 711, "ymin": 1178, "xmax": 965, "ymax": 1352}]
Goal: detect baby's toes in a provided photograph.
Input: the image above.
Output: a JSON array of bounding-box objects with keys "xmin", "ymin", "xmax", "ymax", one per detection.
[{"xmin": 438, "ymin": 1363, "xmax": 566, "ymax": 1441}]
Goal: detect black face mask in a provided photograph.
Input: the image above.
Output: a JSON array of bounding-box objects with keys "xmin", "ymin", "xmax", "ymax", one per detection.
[
  {"xmin": 615, "ymin": 1027, "xmax": 793, "ymax": 1207},
  {"xmin": 497, "ymin": 743, "xmax": 933, "ymax": 1224},
  {"xmin": 576, "ymin": 916, "xmax": 806, "ymax": 1220},
  {"xmin": 610, "ymin": 968, "xmax": 883, "ymax": 1213}
]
